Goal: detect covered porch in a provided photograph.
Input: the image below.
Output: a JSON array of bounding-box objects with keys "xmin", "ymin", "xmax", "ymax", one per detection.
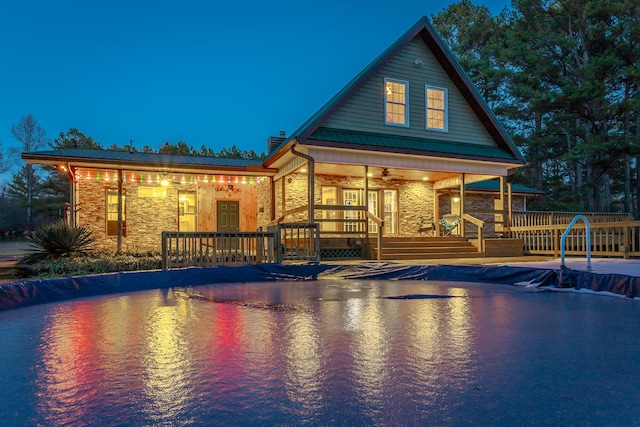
[{"xmin": 262, "ymin": 144, "xmax": 518, "ymax": 260}]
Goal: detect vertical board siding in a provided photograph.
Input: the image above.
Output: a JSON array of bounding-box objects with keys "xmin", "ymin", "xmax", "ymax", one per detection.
[
  {"xmin": 322, "ymin": 37, "xmax": 495, "ymax": 147},
  {"xmin": 197, "ymin": 181, "xmax": 258, "ymax": 232}
]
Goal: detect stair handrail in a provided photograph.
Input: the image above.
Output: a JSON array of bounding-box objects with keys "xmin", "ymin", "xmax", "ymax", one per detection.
[
  {"xmin": 560, "ymin": 214, "xmax": 591, "ymax": 271},
  {"xmin": 462, "ymin": 213, "xmax": 485, "ymax": 253}
]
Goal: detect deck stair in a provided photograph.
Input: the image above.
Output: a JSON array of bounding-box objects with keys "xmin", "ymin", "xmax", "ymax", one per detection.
[{"xmin": 372, "ymin": 237, "xmax": 482, "ymax": 260}]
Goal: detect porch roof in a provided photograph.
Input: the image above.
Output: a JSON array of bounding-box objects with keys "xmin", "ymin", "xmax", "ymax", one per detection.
[
  {"xmin": 305, "ymin": 127, "xmax": 519, "ymax": 163},
  {"xmin": 22, "ymin": 148, "xmax": 276, "ymax": 174},
  {"xmin": 466, "ymin": 179, "xmax": 544, "ymax": 195}
]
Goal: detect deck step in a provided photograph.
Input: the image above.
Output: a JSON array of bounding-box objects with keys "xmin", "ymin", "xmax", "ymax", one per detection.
[{"xmin": 373, "ymin": 237, "xmax": 481, "ymax": 260}]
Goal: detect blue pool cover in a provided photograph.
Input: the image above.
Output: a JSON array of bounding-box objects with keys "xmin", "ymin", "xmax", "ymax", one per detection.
[{"xmin": 0, "ymin": 262, "xmax": 638, "ymax": 310}]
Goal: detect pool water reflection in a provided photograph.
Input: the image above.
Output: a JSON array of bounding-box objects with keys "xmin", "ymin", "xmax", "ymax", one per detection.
[{"xmin": 1, "ymin": 280, "xmax": 639, "ymax": 426}]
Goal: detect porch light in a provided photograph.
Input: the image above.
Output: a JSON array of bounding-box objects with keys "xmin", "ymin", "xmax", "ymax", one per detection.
[
  {"xmin": 422, "ymin": 176, "xmax": 429, "ymax": 181},
  {"xmin": 59, "ymin": 165, "xmax": 67, "ymax": 172},
  {"xmin": 300, "ymin": 168, "xmax": 307, "ymax": 173},
  {"xmin": 160, "ymin": 175, "xmax": 170, "ymax": 186},
  {"xmin": 367, "ymin": 173, "xmax": 373, "ymax": 177},
  {"xmin": 204, "ymin": 175, "xmax": 209, "ymax": 183},
  {"xmin": 453, "ymin": 196, "xmax": 460, "ymax": 203},
  {"xmin": 241, "ymin": 176, "xmax": 247, "ymax": 184}
]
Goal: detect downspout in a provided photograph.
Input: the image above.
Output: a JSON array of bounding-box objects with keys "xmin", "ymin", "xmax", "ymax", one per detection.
[{"xmin": 290, "ymin": 144, "xmax": 315, "ymax": 223}]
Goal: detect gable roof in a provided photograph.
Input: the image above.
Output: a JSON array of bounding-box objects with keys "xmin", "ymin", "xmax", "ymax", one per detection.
[{"xmin": 266, "ymin": 16, "xmax": 524, "ymax": 166}]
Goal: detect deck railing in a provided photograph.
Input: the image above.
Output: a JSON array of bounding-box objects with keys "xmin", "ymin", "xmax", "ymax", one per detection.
[
  {"xmin": 161, "ymin": 223, "xmax": 320, "ymax": 269},
  {"xmin": 511, "ymin": 211, "xmax": 631, "ymax": 228},
  {"xmin": 505, "ymin": 220, "xmax": 640, "ymax": 258},
  {"xmin": 269, "ymin": 223, "xmax": 321, "ymax": 262}
]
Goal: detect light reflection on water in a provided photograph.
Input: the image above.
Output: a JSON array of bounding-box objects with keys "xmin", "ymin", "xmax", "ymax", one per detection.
[{"xmin": 2, "ymin": 280, "xmax": 640, "ymax": 426}]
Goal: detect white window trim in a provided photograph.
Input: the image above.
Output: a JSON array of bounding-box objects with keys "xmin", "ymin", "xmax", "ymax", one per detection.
[
  {"xmin": 384, "ymin": 77, "xmax": 410, "ymax": 128},
  {"xmin": 425, "ymin": 85, "xmax": 448, "ymax": 132}
]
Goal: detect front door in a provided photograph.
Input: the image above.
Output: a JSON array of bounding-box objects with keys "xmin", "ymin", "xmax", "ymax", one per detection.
[{"xmin": 217, "ymin": 200, "xmax": 239, "ymax": 232}]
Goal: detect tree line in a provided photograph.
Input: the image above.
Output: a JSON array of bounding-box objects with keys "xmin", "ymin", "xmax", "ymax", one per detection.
[
  {"xmin": 432, "ymin": 0, "xmax": 640, "ymax": 215},
  {"xmin": 3, "ymin": 0, "xmax": 638, "ymax": 231},
  {"xmin": 0, "ymin": 115, "xmax": 266, "ymax": 233}
]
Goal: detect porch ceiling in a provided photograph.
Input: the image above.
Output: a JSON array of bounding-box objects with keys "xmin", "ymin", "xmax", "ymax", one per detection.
[{"xmin": 314, "ymin": 162, "xmax": 461, "ymax": 183}]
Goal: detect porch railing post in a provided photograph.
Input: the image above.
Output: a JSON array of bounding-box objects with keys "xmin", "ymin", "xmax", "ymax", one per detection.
[
  {"xmin": 161, "ymin": 231, "xmax": 168, "ymax": 270},
  {"xmin": 377, "ymin": 226, "xmax": 383, "ymax": 261}
]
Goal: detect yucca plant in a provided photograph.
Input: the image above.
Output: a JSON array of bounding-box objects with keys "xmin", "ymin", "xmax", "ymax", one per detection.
[{"xmin": 24, "ymin": 221, "xmax": 95, "ymax": 264}]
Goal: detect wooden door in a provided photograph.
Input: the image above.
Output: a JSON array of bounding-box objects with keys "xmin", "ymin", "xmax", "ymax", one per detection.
[{"xmin": 217, "ymin": 200, "xmax": 240, "ymax": 232}]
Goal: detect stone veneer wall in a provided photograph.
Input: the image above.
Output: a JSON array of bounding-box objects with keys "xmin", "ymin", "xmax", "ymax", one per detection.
[
  {"xmin": 78, "ymin": 173, "xmax": 267, "ymax": 252},
  {"xmin": 263, "ymin": 173, "xmax": 435, "ymax": 236},
  {"xmin": 439, "ymin": 193, "xmax": 526, "ymax": 237},
  {"xmin": 77, "ymin": 177, "xmax": 193, "ymax": 252},
  {"xmin": 256, "ymin": 177, "xmax": 272, "ymax": 229}
]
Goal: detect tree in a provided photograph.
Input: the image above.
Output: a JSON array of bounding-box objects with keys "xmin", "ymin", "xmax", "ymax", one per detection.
[
  {"xmin": 11, "ymin": 114, "xmax": 47, "ymax": 230},
  {"xmin": 50, "ymin": 128, "xmax": 102, "ymax": 149},
  {"xmin": 431, "ymin": 0, "xmax": 509, "ymax": 112}
]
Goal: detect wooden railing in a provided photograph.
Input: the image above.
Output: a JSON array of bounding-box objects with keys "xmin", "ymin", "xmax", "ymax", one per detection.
[
  {"xmin": 462, "ymin": 213, "xmax": 485, "ymax": 251},
  {"xmin": 505, "ymin": 220, "xmax": 640, "ymax": 258},
  {"xmin": 269, "ymin": 223, "xmax": 320, "ymax": 262},
  {"xmin": 161, "ymin": 231, "xmax": 278, "ymax": 269},
  {"xmin": 161, "ymin": 223, "xmax": 320, "ymax": 269},
  {"xmin": 511, "ymin": 211, "xmax": 631, "ymax": 228}
]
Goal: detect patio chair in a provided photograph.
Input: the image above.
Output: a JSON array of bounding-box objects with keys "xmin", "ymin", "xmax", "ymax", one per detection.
[
  {"xmin": 418, "ymin": 216, "xmax": 435, "ymax": 234},
  {"xmin": 440, "ymin": 214, "xmax": 460, "ymax": 236}
]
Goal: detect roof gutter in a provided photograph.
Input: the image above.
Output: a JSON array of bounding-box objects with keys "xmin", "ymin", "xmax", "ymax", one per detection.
[{"xmin": 290, "ymin": 143, "xmax": 315, "ymax": 224}]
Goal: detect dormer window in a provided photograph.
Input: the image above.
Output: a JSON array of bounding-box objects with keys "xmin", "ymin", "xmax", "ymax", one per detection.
[
  {"xmin": 426, "ymin": 86, "xmax": 448, "ymax": 131},
  {"xmin": 385, "ymin": 78, "xmax": 409, "ymax": 127}
]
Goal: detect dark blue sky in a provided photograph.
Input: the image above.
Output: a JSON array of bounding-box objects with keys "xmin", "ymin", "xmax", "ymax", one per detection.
[{"xmin": 0, "ymin": 0, "xmax": 510, "ymax": 167}]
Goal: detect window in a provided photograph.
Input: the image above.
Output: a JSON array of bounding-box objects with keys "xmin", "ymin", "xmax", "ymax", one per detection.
[
  {"xmin": 426, "ymin": 86, "xmax": 448, "ymax": 131},
  {"xmin": 106, "ymin": 189, "xmax": 126, "ymax": 236},
  {"xmin": 321, "ymin": 186, "xmax": 338, "ymax": 232},
  {"xmin": 385, "ymin": 78, "xmax": 409, "ymax": 126},
  {"xmin": 384, "ymin": 190, "xmax": 398, "ymax": 235},
  {"xmin": 179, "ymin": 191, "xmax": 196, "ymax": 231}
]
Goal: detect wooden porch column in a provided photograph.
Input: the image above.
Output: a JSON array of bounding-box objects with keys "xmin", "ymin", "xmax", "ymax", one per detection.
[
  {"xmin": 459, "ymin": 173, "xmax": 465, "ymax": 237},
  {"xmin": 281, "ymin": 177, "xmax": 286, "ymax": 219},
  {"xmin": 364, "ymin": 165, "xmax": 369, "ymax": 236},
  {"xmin": 499, "ymin": 176, "xmax": 506, "ymax": 230},
  {"xmin": 434, "ymin": 189, "xmax": 440, "ymax": 236},
  {"xmin": 69, "ymin": 171, "xmax": 76, "ymax": 227},
  {"xmin": 117, "ymin": 169, "xmax": 123, "ymax": 253},
  {"xmin": 507, "ymin": 182, "xmax": 513, "ymax": 227},
  {"xmin": 270, "ymin": 177, "xmax": 276, "ymax": 221}
]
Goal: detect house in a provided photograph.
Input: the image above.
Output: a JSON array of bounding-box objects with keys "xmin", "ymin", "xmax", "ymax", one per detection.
[{"xmin": 22, "ymin": 17, "xmax": 526, "ymax": 259}]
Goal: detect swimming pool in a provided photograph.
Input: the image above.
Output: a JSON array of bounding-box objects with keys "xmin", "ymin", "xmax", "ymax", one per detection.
[{"xmin": 1, "ymin": 279, "xmax": 638, "ymax": 426}]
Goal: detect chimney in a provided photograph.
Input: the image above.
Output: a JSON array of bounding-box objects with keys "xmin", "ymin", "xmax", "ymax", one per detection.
[{"xmin": 267, "ymin": 130, "xmax": 286, "ymax": 153}]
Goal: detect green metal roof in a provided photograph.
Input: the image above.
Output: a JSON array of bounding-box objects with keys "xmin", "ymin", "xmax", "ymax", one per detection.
[
  {"xmin": 307, "ymin": 127, "xmax": 518, "ymax": 161},
  {"xmin": 23, "ymin": 148, "xmax": 259, "ymax": 168},
  {"xmin": 466, "ymin": 179, "xmax": 544, "ymax": 195}
]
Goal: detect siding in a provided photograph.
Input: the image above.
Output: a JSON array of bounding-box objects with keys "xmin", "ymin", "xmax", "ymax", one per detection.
[{"xmin": 322, "ymin": 37, "xmax": 496, "ymax": 146}]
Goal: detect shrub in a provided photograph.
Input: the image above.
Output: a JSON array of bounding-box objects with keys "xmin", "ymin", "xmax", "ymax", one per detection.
[
  {"xmin": 19, "ymin": 251, "xmax": 163, "ymax": 278},
  {"xmin": 24, "ymin": 221, "xmax": 95, "ymax": 264}
]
